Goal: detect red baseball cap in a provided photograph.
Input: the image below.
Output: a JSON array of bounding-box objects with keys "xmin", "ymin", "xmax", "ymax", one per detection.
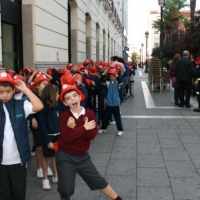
[
  {"xmin": 29, "ymin": 74, "xmax": 50, "ymax": 90},
  {"xmin": 0, "ymin": 72, "xmax": 15, "ymax": 85},
  {"xmin": 60, "ymin": 84, "xmax": 85, "ymax": 103},
  {"xmin": 13, "ymin": 74, "xmax": 25, "ymax": 82}
]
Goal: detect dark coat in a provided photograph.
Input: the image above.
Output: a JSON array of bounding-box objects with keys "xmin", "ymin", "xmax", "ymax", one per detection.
[
  {"xmin": 0, "ymin": 98, "xmax": 30, "ymax": 164},
  {"xmin": 173, "ymin": 57, "xmax": 194, "ymax": 82}
]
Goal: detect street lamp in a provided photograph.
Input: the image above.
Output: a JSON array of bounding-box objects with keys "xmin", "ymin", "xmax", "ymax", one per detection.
[
  {"xmin": 145, "ymin": 31, "xmax": 149, "ymax": 73},
  {"xmin": 141, "ymin": 43, "xmax": 144, "ymax": 68},
  {"xmin": 158, "ymin": 0, "xmax": 166, "ymax": 77},
  {"xmin": 140, "ymin": 49, "xmax": 142, "ymax": 67}
]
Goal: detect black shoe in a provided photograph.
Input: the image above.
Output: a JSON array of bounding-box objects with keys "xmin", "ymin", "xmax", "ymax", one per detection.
[
  {"xmin": 185, "ymin": 104, "xmax": 191, "ymax": 108},
  {"xmin": 178, "ymin": 104, "xmax": 184, "ymax": 107},
  {"xmin": 194, "ymin": 108, "xmax": 200, "ymax": 112},
  {"xmin": 175, "ymin": 103, "xmax": 180, "ymax": 106}
]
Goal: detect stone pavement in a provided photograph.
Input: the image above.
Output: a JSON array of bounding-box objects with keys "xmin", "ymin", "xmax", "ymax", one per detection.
[{"xmin": 26, "ymin": 68, "xmax": 200, "ymax": 200}]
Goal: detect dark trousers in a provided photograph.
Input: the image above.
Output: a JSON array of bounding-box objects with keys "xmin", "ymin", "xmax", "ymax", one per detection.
[
  {"xmin": 102, "ymin": 105, "xmax": 123, "ymax": 131},
  {"xmin": 98, "ymin": 95, "xmax": 106, "ymax": 126},
  {"xmin": 0, "ymin": 164, "xmax": 27, "ymax": 200},
  {"xmin": 179, "ymin": 81, "xmax": 191, "ymax": 106},
  {"xmin": 174, "ymin": 88, "xmax": 180, "ymax": 104}
]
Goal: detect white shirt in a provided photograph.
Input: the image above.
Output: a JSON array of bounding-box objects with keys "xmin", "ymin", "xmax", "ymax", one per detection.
[
  {"xmin": 71, "ymin": 107, "xmax": 85, "ymax": 119},
  {"xmin": 2, "ymin": 100, "xmax": 35, "ymax": 165}
]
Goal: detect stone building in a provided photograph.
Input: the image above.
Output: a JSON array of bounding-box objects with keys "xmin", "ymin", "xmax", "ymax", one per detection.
[{"xmin": 1, "ymin": 0, "xmax": 128, "ymax": 72}]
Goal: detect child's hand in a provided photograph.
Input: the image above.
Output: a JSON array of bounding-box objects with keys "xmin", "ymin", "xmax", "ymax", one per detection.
[
  {"xmin": 48, "ymin": 142, "xmax": 54, "ymax": 149},
  {"xmin": 14, "ymin": 80, "xmax": 27, "ymax": 92},
  {"xmin": 83, "ymin": 117, "xmax": 96, "ymax": 130},
  {"xmin": 67, "ymin": 117, "xmax": 76, "ymax": 129},
  {"xmin": 32, "ymin": 118, "xmax": 38, "ymax": 129}
]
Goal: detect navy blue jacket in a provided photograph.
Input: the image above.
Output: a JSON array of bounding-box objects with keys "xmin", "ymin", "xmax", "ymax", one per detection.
[
  {"xmin": 0, "ymin": 98, "xmax": 31, "ymax": 164},
  {"xmin": 37, "ymin": 104, "xmax": 60, "ymax": 144}
]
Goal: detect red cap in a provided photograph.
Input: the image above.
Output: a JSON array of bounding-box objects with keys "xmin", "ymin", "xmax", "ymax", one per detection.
[
  {"xmin": 26, "ymin": 67, "xmax": 34, "ymax": 73},
  {"xmin": 13, "ymin": 74, "xmax": 25, "ymax": 82},
  {"xmin": 108, "ymin": 68, "xmax": 117, "ymax": 75},
  {"xmin": 114, "ymin": 64, "xmax": 122, "ymax": 72},
  {"xmin": 60, "ymin": 74, "xmax": 75, "ymax": 86},
  {"xmin": 46, "ymin": 68, "xmax": 54, "ymax": 76},
  {"xmin": 73, "ymin": 73, "xmax": 82, "ymax": 83},
  {"xmin": 85, "ymin": 77, "xmax": 93, "ymax": 86},
  {"xmin": 90, "ymin": 59, "xmax": 95, "ymax": 65},
  {"xmin": 88, "ymin": 65, "xmax": 97, "ymax": 75},
  {"xmin": 0, "ymin": 72, "xmax": 15, "ymax": 85},
  {"xmin": 83, "ymin": 60, "xmax": 89, "ymax": 66},
  {"xmin": 6, "ymin": 70, "xmax": 15, "ymax": 78},
  {"xmin": 66, "ymin": 63, "xmax": 73, "ymax": 70},
  {"xmin": 60, "ymin": 84, "xmax": 85, "ymax": 102},
  {"xmin": 29, "ymin": 74, "xmax": 50, "ymax": 90}
]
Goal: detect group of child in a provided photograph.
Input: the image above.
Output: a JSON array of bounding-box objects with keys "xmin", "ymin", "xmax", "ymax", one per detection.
[{"xmin": 0, "ymin": 57, "xmax": 135, "ymax": 200}]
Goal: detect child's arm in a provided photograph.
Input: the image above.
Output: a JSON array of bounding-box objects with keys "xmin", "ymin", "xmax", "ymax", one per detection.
[{"xmin": 15, "ymin": 80, "xmax": 43, "ymax": 112}]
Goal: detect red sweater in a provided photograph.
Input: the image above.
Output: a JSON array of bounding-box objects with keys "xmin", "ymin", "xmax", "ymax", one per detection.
[{"xmin": 58, "ymin": 109, "xmax": 98, "ymax": 155}]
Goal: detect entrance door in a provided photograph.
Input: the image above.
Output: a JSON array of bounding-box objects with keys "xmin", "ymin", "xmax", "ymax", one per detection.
[{"xmin": 1, "ymin": 0, "xmax": 22, "ymax": 72}]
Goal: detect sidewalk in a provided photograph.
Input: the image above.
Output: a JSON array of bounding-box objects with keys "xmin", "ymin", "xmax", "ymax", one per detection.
[{"xmin": 26, "ymin": 68, "xmax": 200, "ymax": 200}]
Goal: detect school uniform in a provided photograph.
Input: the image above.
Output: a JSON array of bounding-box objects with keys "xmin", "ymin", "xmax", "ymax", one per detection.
[
  {"xmin": 0, "ymin": 98, "xmax": 35, "ymax": 200},
  {"xmin": 56, "ymin": 107, "xmax": 108, "ymax": 200}
]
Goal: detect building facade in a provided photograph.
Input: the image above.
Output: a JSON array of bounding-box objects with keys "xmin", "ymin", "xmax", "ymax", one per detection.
[{"xmin": 1, "ymin": 0, "xmax": 128, "ymax": 72}]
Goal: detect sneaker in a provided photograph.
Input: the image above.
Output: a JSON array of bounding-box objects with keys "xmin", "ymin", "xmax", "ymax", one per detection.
[
  {"xmin": 37, "ymin": 168, "xmax": 44, "ymax": 178},
  {"xmin": 98, "ymin": 129, "xmax": 107, "ymax": 134},
  {"xmin": 31, "ymin": 146, "xmax": 36, "ymax": 156},
  {"xmin": 47, "ymin": 167, "xmax": 53, "ymax": 176},
  {"xmin": 42, "ymin": 179, "xmax": 51, "ymax": 190},
  {"xmin": 117, "ymin": 131, "xmax": 124, "ymax": 136},
  {"xmin": 109, "ymin": 121, "xmax": 116, "ymax": 125},
  {"xmin": 52, "ymin": 177, "xmax": 58, "ymax": 183},
  {"xmin": 194, "ymin": 108, "xmax": 200, "ymax": 112}
]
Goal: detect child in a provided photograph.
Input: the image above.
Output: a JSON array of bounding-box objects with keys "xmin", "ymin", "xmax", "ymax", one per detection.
[
  {"xmin": 37, "ymin": 84, "xmax": 60, "ymax": 190},
  {"xmin": 98, "ymin": 68, "xmax": 124, "ymax": 136},
  {"xmin": 56, "ymin": 84, "xmax": 123, "ymax": 200},
  {"xmin": 0, "ymin": 71, "xmax": 43, "ymax": 200},
  {"xmin": 29, "ymin": 74, "xmax": 53, "ymax": 178}
]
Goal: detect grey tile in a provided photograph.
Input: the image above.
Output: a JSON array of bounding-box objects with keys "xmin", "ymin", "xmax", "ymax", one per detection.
[
  {"xmin": 179, "ymin": 134, "xmax": 200, "ymax": 144},
  {"xmin": 184, "ymin": 144, "xmax": 200, "ymax": 154},
  {"xmin": 162, "ymin": 149, "xmax": 190, "ymax": 161},
  {"xmin": 137, "ymin": 153, "xmax": 165, "ymax": 168},
  {"xmin": 170, "ymin": 177, "xmax": 200, "ymax": 200},
  {"xmin": 189, "ymin": 154, "xmax": 200, "ymax": 168},
  {"xmin": 137, "ymin": 142, "xmax": 162, "ymax": 154},
  {"xmin": 137, "ymin": 187, "xmax": 174, "ymax": 200},
  {"xmin": 137, "ymin": 133, "xmax": 159, "ymax": 143},
  {"xmin": 159, "ymin": 138, "xmax": 184, "ymax": 149},
  {"xmin": 107, "ymin": 160, "xmax": 136, "ymax": 176},
  {"xmin": 104, "ymin": 176, "xmax": 136, "ymax": 198},
  {"xmin": 166, "ymin": 161, "xmax": 199, "ymax": 178},
  {"xmin": 113, "ymin": 138, "xmax": 136, "ymax": 148},
  {"xmin": 110, "ymin": 148, "xmax": 136, "ymax": 159},
  {"xmin": 137, "ymin": 168, "xmax": 170, "ymax": 187},
  {"xmin": 156, "ymin": 129, "xmax": 179, "ymax": 139}
]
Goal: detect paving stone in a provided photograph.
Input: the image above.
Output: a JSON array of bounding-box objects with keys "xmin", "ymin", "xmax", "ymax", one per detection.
[
  {"xmin": 104, "ymin": 176, "xmax": 136, "ymax": 198},
  {"xmin": 184, "ymin": 143, "xmax": 200, "ymax": 154},
  {"xmin": 106, "ymin": 159, "xmax": 136, "ymax": 176},
  {"xmin": 156, "ymin": 129, "xmax": 179, "ymax": 139},
  {"xmin": 189, "ymin": 154, "xmax": 200, "ymax": 168},
  {"xmin": 178, "ymin": 134, "xmax": 200, "ymax": 144},
  {"xmin": 137, "ymin": 153, "xmax": 165, "ymax": 168},
  {"xmin": 137, "ymin": 142, "xmax": 162, "ymax": 154},
  {"xmin": 162, "ymin": 149, "xmax": 190, "ymax": 161},
  {"xmin": 137, "ymin": 186, "xmax": 174, "ymax": 200},
  {"xmin": 137, "ymin": 133, "xmax": 159, "ymax": 143},
  {"xmin": 165, "ymin": 161, "xmax": 199, "ymax": 178},
  {"xmin": 137, "ymin": 168, "xmax": 170, "ymax": 187},
  {"xmin": 176, "ymin": 129, "xmax": 198, "ymax": 135},
  {"xmin": 159, "ymin": 138, "xmax": 184, "ymax": 149},
  {"xmin": 110, "ymin": 147, "xmax": 136, "ymax": 159},
  {"xmin": 113, "ymin": 137, "xmax": 136, "ymax": 148},
  {"xmin": 170, "ymin": 177, "xmax": 200, "ymax": 200}
]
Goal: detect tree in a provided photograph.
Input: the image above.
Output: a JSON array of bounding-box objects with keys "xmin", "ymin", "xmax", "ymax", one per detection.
[{"xmin": 130, "ymin": 52, "xmax": 138, "ymax": 62}]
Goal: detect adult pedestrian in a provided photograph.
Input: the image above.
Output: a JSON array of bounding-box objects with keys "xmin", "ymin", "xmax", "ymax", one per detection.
[{"xmin": 173, "ymin": 50, "xmax": 194, "ymax": 108}]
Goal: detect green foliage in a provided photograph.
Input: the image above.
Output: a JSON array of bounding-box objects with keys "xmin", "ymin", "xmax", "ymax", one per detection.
[{"xmin": 131, "ymin": 52, "xmax": 139, "ymax": 61}]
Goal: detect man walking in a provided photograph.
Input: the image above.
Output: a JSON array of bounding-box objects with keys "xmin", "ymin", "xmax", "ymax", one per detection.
[{"xmin": 173, "ymin": 50, "xmax": 194, "ymax": 108}]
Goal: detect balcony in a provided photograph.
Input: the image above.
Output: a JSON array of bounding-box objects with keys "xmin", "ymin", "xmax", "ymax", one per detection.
[{"xmin": 102, "ymin": 0, "xmax": 110, "ymax": 10}]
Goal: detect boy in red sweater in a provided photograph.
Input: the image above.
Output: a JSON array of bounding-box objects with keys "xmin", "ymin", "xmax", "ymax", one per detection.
[{"xmin": 56, "ymin": 84, "xmax": 122, "ymax": 200}]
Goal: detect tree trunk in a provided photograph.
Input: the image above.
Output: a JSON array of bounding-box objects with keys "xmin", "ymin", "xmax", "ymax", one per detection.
[{"xmin": 190, "ymin": 0, "xmax": 196, "ymax": 30}]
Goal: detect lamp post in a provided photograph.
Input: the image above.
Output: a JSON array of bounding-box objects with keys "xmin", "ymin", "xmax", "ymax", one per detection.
[
  {"xmin": 141, "ymin": 43, "xmax": 144, "ymax": 68},
  {"xmin": 158, "ymin": 0, "xmax": 166, "ymax": 77},
  {"xmin": 140, "ymin": 49, "xmax": 142, "ymax": 67},
  {"xmin": 145, "ymin": 31, "xmax": 149, "ymax": 73}
]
